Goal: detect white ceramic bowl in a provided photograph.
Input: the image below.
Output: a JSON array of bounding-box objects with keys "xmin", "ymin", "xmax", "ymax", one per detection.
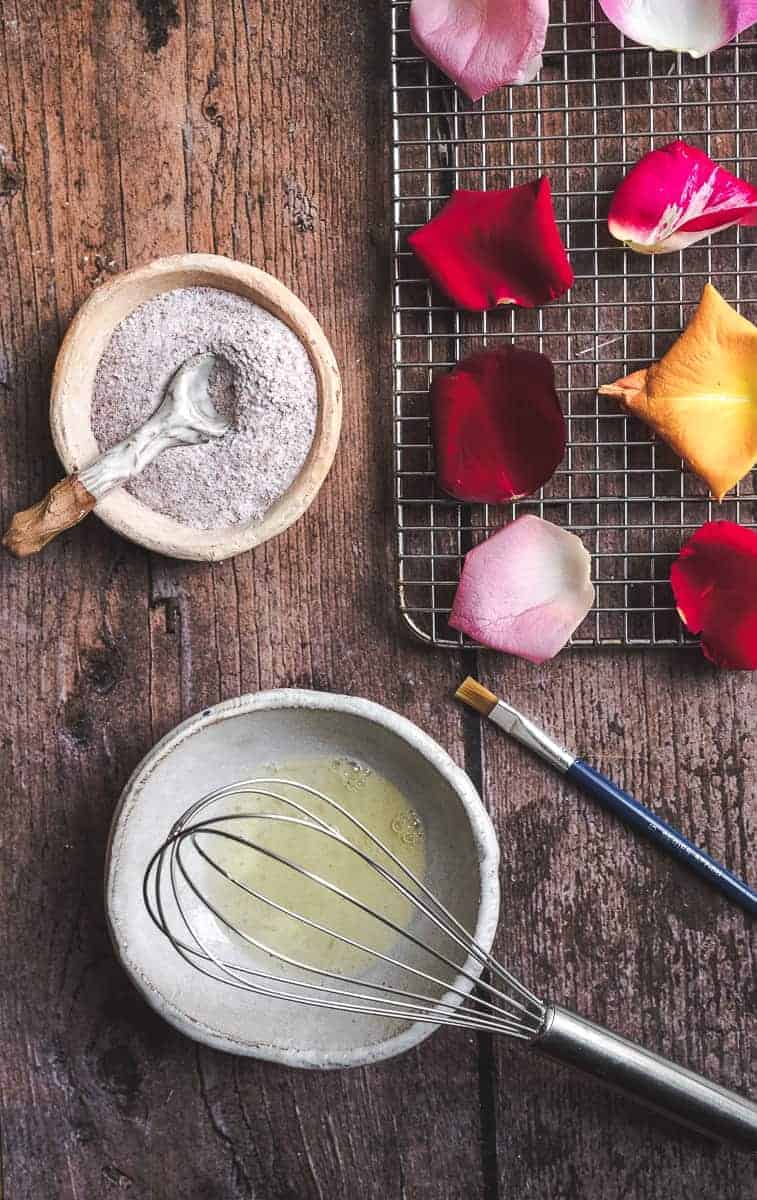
[
  {"xmin": 51, "ymin": 254, "xmax": 342, "ymax": 561},
  {"xmin": 105, "ymin": 690, "xmax": 501, "ymax": 1068}
]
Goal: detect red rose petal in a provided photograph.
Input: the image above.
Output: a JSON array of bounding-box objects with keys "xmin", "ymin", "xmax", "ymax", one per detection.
[
  {"xmin": 432, "ymin": 346, "xmax": 565, "ymax": 503},
  {"xmin": 670, "ymin": 520, "xmax": 757, "ymax": 670},
  {"xmin": 408, "ymin": 180, "xmax": 574, "ymax": 310}
]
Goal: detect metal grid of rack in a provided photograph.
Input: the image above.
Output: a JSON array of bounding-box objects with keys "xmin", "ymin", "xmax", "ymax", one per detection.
[{"xmin": 390, "ymin": 0, "xmax": 757, "ymax": 648}]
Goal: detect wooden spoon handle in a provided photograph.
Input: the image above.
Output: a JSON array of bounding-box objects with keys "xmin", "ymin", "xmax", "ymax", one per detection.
[{"xmin": 3, "ymin": 476, "xmax": 97, "ymax": 558}]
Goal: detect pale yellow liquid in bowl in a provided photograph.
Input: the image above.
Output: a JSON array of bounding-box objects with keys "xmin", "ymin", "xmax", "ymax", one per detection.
[{"xmin": 192, "ymin": 757, "xmax": 426, "ymax": 981}]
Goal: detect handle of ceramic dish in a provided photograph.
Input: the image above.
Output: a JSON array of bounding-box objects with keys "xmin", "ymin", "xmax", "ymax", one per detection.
[
  {"xmin": 536, "ymin": 1005, "xmax": 757, "ymax": 1149},
  {"xmin": 2, "ymin": 475, "xmax": 97, "ymax": 557}
]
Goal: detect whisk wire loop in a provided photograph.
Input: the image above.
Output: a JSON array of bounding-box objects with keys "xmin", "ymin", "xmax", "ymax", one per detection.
[
  {"xmin": 187, "ymin": 820, "xmax": 540, "ymax": 1031},
  {"xmin": 221, "ymin": 781, "xmax": 542, "ymax": 1008},
  {"xmin": 202, "ymin": 781, "xmax": 539, "ymax": 1004},
  {"xmin": 144, "ymin": 779, "xmax": 546, "ymax": 1038},
  {"xmin": 148, "ymin": 841, "xmax": 532, "ymax": 1038},
  {"xmin": 147, "ymin": 819, "xmax": 540, "ymax": 1037}
]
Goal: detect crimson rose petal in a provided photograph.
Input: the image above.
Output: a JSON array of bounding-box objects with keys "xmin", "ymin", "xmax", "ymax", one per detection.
[
  {"xmin": 408, "ymin": 180, "xmax": 574, "ymax": 311},
  {"xmin": 432, "ymin": 346, "xmax": 565, "ymax": 503},
  {"xmin": 670, "ymin": 520, "xmax": 757, "ymax": 669}
]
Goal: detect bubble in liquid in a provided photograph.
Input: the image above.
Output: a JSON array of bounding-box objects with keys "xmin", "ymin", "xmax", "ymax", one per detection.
[
  {"xmin": 391, "ymin": 810, "xmax": 423, "ymax": 846},
  {"xmin": 332, "ymin": 757, "xmax": 371, "ymax": 791}
]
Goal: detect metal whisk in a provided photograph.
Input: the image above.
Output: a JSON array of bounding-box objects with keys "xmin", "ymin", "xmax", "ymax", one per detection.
[{"xmin": 144, "ymin": 779, "xmax": 757, "ymax": 1148}]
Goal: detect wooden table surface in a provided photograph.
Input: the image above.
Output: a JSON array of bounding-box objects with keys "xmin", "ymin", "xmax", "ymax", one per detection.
[{"xmin": 0, "ymin": 3, "xmax": 754, "ymax": 1197}]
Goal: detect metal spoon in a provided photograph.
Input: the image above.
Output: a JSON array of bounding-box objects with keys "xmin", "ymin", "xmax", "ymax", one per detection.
[{"xmin": 3, "ymin": 353, "xmax": 231, "ymax": 558}]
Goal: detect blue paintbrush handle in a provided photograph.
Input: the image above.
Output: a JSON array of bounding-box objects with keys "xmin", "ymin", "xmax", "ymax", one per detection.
[{"xmin": 567, "ymin": 759, "xmax": 757, "ymax": 917}]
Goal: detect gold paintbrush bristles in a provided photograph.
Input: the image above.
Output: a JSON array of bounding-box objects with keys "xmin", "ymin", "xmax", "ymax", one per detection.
[{"xmin": 455, "ymin": 677, "xmax": 499, "ymax": 717}]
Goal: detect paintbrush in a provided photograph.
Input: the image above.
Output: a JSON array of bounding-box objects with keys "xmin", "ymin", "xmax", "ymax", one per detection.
[{"xmin": 456, "ymin": 677, "xmax": 757, "ymax": 918}]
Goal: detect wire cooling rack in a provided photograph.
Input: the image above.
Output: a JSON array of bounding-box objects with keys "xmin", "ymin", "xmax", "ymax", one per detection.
[{"xmin": 390, "ymin": 0, "xmax": 757, "ymax": 648}]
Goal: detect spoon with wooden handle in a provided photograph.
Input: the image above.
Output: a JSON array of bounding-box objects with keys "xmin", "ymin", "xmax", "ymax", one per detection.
[{"xmin": 3, "ymin": 353, "xmax": 231, "ymax": 558}]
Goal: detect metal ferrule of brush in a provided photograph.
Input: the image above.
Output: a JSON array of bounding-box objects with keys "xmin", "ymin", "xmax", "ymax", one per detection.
[{"xmin": 489, "ymin": 701, "xmax": 575, "ymax": 773}]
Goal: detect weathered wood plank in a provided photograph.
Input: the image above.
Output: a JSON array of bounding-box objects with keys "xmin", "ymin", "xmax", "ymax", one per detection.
[
  {"xmin": 3, "ymin": 1, "xmax": 755, "ymax": 1198},
  {"xmin": 479, "ymin": 651, "xmax": 756, "ymax": 1198},
  {"xmin": 0, "ymin": 2, "xmax": 488, "ymax": 1197}
]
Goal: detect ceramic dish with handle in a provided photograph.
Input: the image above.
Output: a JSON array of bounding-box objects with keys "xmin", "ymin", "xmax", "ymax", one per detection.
[
  {"xmin": 49, "ymin": 253, "xmax": 342, "ymax": 561},
  {"xmin": 105, "ymin": 689, "xmax": 501, "ymax": 1068}
]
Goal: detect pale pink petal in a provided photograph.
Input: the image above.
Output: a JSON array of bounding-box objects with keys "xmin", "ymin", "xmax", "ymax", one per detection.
[
  {"xmin": 608, "ymin": 140, "xmax": 757, "ymax": 253},
  {"xmin": 599, "ymin": 0, "xmax": 757, "ymax": 57},
  {"xmin": 409, "ymin": 0, "xmax": 549, "ymax": 102},
  {"xmin": 449, "ymin": 515, "xmax": 595, "ymax": 662}
]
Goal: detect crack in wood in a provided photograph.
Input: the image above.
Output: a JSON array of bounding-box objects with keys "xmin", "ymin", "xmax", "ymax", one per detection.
[
  {"xmin": 0, "ymin": 143, "xmax": 22, "ymax": 199},
  {"xmin": 102, "ymin": 1162, "xmax": 134, "ymax": 1190},
  {"xmin": 463, "ymin": 693, "xmax": 502, "ymax": 1200},
  {"xmin": 477, "ymin": 1025, "xmax": 500, "ymax": 1200},
  {"xmin": 283, "ymin": 177, "xmax": 316, "ymax": 233},
  {"xmin": 195, "ymin": 1051, "xmax": 254, "ymax": 1199}
]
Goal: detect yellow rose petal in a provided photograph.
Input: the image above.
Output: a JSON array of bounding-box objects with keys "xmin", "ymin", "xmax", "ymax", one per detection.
[{"xmin": 599, "ymin": 284, "xmax": 757, "ymax": 500}]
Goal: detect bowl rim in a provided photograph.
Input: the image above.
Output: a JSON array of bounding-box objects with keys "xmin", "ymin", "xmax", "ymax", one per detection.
[
  {"xmin": 51, "ymin": 253, "xmax": 342, "ymax": 561},
  {"xmin": 105, "ymin": 688, "xmax": 502, "ymax": 1068}
]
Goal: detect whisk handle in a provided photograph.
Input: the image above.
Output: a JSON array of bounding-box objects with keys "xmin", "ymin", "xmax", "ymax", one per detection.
[{"xmin": 537, "ymin": 1005, "xmax": 757, "ymax": 1149}]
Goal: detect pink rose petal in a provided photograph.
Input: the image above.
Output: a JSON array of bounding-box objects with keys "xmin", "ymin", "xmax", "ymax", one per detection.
[
  {"xmin": 450, "ymin": 515, "xmax": 595, "ymax": 662},
  {"xmin": 409, "ymin": 0, "xmax": 549, "ymax": 102},
  {"xmin": 599, "ymin": 0, "xmax": 757, "ymax": 57},
  {"xmin": 608, "ymin": 140, "xmax": 757, "ymax": 254}
]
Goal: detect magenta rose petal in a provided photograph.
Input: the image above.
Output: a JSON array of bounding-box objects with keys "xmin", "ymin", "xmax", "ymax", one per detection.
[{"xmin": 608, "ymin": 140, "xmax": 757, "ymax": 254}]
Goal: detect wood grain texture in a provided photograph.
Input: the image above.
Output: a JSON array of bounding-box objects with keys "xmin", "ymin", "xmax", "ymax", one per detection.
[
  {"xmin": 0, "ymin": 3, "xmax": 484, "ymax": 1198},
  {"xmin": 0, "ymin": 2, "xmax": 754, "ymax": 1199},
  {"xmin": 478, "ymin": 651, "xmax": 756, "ymax": 1198}
]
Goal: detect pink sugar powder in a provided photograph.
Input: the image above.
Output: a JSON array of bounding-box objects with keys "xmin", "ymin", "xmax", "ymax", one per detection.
[{"xmin": 90, "ymin": 286, "xmax": 318, "ymax": 529}]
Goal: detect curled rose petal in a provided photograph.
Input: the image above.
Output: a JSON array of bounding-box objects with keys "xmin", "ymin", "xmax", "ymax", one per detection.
[
  {"xmin": 408, "ymin": 180, "xmax": 573, "ymax": 311},
  {"xmin": 409, "ymin": 0, "xmax": 549, "ymax": 101},
  {"xmin": 599, "ymin": 0, "xmax": 757, "ymax": 57},
  {"xmin": 432, "ymin": 346, "xmax": 565, "ymax": 503},
  {"xmin": 608, "ymin": 140, "xmax": 757, "ymax": 254},
  {"xmin": 449, "ymin": 514, "xmax": 595, "ymax": 661},
  {"xmin": 599, "ymin": 284, "xmax": 757, "ymax": 499},
  {"xmin": 670, "ymin": 521, "xmax": 757, "ymax": 669}
]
